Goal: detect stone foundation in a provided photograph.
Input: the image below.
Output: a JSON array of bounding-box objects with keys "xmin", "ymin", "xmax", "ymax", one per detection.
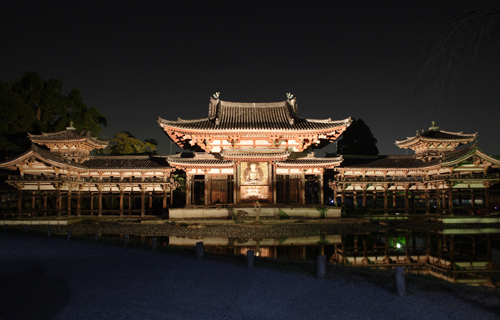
[{"xmin": 169, "ymin": 207, "xmax": 342, "ymax": 219}]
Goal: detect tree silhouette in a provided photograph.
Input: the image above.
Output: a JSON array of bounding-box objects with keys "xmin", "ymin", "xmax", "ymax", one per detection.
[
  {"xmin": 337, "ymin": 118, "xmax": 379, "ymax": 155},
  {"xmin": 0, "ymin": 72, "xmax": 107, "ymax": 157},
  {"xmin": 101, "ymin": 132, "xmax": 158, "ymax": 155},
  {"xmin": 410, "ymin": 6, "xmax": 500, "ymax": 98}
]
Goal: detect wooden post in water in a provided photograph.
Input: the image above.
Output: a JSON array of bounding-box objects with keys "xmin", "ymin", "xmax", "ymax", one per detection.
[
  {"xmin": 196, "ymin": 241, "xmax": 204, "ymax": 259},
  {"xmin": 152, "ymin": 237, "xmax": 158, "ymax": 252},
  {"xmin": 247, "ymin": 250, "xmax": 255, "ymax": 268},
  {"xmin": 317, "ymin": 255, "xmax": 326, "ymax": 279},
  {"xmin": 395, "ymin": 267, "xmax": 405, "ymax": 296},
  {"xmin": 95, "ymin": 232, "xmax": 99, "ymax": 242},
  {"xmin": 124, "ymin": 235, "xmax": 129, "ymax": 248}
]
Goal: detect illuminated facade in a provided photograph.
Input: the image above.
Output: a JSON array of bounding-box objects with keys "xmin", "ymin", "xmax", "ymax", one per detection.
[
  {"xmin": 1, "ymin": 125, "xmax": 177, "ymax": 218},
  {"xmin": 158, "ymin": 93, "xmax": 351, "ymax": 217},
  {"xmin": 2, "ymin": 96, "xmax": 499, "ymax": 219},
  {"xmin": 330, "ymin": 123, "xmax": 500, "ymax": 215}
]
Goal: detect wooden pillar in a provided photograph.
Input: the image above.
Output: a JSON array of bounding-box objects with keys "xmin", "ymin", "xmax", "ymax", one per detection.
[
  {"xmin": 383, "ymin": 186, "xmax": 388, "ymax": 214},
  {"xmin": 411, "ymin": 190, "xmax": 416, "ymax": 213},
  {"xmin": 404, "ymin": 187, "xmax": 409, "ymax": 215},
  {"xmin": 141, "ymin": 186, "xmax": 146, "ymax": 217},
  {"xmin": 119, "ymin": 186, "xmax": 124, "ymax": 217},
  {"xmin": 162, "ymin": 187, "xmax": 168, "ymax": 210},
  {"xmin": 204, "ymin": 174, "xmax": 210, "ymax": 206},
  {"xmin": 341, "ymin": 186, "xmax": 346, "ymax": 209},
  {"xmin": 90, "ymin": 193, "xmax": 94, "ymax": 215},
  {"xmin": 268, "ymin": 163, "xmax": 274, "ymax": 204},
  {"xmin": 240, "ymin": 164, "xmax": 244, "ymax": 204},
  {"xmin": 76, "ymin": 188, "xmax": 81, "ymax": 217},
  {"xmin": 471, "ymin": 190, "xmax": 475, "ymax": 209},
  {"xmin": 43, "ymin": 193, "xmax": 48, "ymax": 217},
  {"xmin": 66, "ymin": 190, "xmax": 72, "ymax": 217},
  {"xmin": 448, "ymin": 184, "xmax": 453, "ymax": 215},
  {"xmin": 17, "ymin": 189, "xmax": 23, "ymax": 217},
  {"xmin": 98, "ymin": 187, "xmax": 103, "ymax": 218},
  {"xmin": 353, "ymin": 191, "xmax": 357, "ymax": 213},
  {"xmin": 149, "ymin": 192, "xmax": 153, "ymax": 214},
  {"xmin": 319, "ymin": 171, "xmax": 324, "ymax": 205},
  {"xmin": 301, "ymin": 170, "xmax": 306, "ymax": 205},
  {"xmin": 384, "ymin": 232, "xmax": 389, "ymax": 263},
  {"xmin": 484, "ymin": 182, "xmax": 491, "ymax": 216},
  {"xmin": 31, "ymin": 192, "xmax": 36, "ymax": 217},
  {"xmin": 300, "ymin": 246, "xmax": 306, "ymax": 261},
  {"xmin": 186, "ymin": 175, "xmax": 192, "ymax": 206},
  {"xmin": 392, "ymin": 188, "xmax": 397, "ymax": 211},
  {"xmin": 424, "ymin": 184, "xmax": 429, "ymax": 214},
  {"xmin": 333, "ymin": 187, "xmax": 338, "ymax": 207},
  {"xmin": 362, "ymin": 186, "xmax": 367, "ymax": 214},
  {"xmin": 56, "ymin": 187, "xmax": 61, "ymax": 218},
  {"xmin": 436, "ymin": 186, "xmax": 441, "ymax": 213},
  {"xmin": 372, "ymin": 190, "xmax": 377, "ymax": 209}
]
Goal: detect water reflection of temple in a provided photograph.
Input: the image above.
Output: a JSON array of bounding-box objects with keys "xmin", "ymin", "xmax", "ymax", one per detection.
[
  {"xmin": 168, "ymin": 235, "xmax": 341, "ymax": 259},
  {"xmin": 329, "ymin": 231, "xmax": 500, "ymax": 287},
  {"xmin": 99, "ymin": 231, "xmax": 499, "ymax": 286}
]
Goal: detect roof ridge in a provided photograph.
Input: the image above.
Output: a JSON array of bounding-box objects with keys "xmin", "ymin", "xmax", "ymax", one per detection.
[{"xmin": 220, "ymin": 100, "xmax": 287, "ymax": 107}]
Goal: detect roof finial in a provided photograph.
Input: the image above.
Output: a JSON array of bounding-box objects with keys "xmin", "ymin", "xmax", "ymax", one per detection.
[
  {"xmin": 66, "ymin": 120, "xmax": 76, "ymax": 130},
  {"xmin": 429, "ymin": 121, "xmax": 439, "ymax": 131},
  {"xmin": 286, "ymin": 92, "xmax": 294, "ymax": 100},
  {"xmin": 212, "ymin": 92, "xmax": 220, "ymax": 99}
]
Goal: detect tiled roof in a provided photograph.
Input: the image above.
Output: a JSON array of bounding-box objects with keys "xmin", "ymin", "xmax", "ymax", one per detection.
[
  {"xmin": 28, "ymin": 129, "xmax": 108, "ymax": 145},
  {"xmin": 338, "ymin": 155, "xmax": 441, "ymax": 169},
  {"xmin": 167, "ymin": 153, "xmax": 235, "ymax": 167},
  {"xmin": 221, "ymin": 150, "xmax": 290, "ymax": 161},
  {"xmin": 441, "ymin": 144, "xmax": 477, "ymax": 163},
  {"xmin": 277, "ymin": 157, "xmax": 343, "ymax": 168},
  {"xmin": 83, "ymin": 155, "xmax": 171, "ymax": 170},
  {"xmin": 421, "ymin": 130, "xmax": 477, "ymax": 140},
  {"xmin": 441, "ymin": 143, "xmax": 500, "ymax": 166},
  {"xmin": 396, "ymin": 129, "xmax": 477, "ymax": 146},
  {"xmin": 158, "ymin": 99, "xmax": 351, "ymax": 132},
  {"xmin": 0, "ymin": 144, "xmax": 88, "ymax": 169}
]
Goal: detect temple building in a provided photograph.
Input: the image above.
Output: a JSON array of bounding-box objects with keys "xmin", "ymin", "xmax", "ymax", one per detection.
[
  {"xmin": 1, "ymin": 94, "xmax": 499, "ymax": 219},
  {"xmin": 159, "ymin": 93, "xmax": 351, "ymax": 218},
  {"xmin": 0, "ymin": 124, "xmax": 177, "ymax": 218},
  {"xmin": 329, "ymin": 122, "xmax": 500, "ymax": 215}
]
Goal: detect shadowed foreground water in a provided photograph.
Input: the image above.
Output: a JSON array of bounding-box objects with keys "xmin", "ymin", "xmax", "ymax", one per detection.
[{"xmin": 0, "ymin": 232, "xmax": 499, "ymax": 320}]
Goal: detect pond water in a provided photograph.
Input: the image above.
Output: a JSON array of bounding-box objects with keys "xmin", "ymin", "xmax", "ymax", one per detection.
[{"xmin": 100, "ymin": 229, "xmax": 500, "ymax": 287}]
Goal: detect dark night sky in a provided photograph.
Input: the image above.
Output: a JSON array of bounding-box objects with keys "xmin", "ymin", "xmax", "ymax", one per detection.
[{"xmin": 1, "ymin": 1, "xmax": 499, "ymax": 156}]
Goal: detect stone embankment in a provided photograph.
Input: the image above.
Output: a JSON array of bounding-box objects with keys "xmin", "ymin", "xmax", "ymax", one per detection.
[{"xmin": 5, "ymin": 218, "xmax": 500, "ymax": 237}]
